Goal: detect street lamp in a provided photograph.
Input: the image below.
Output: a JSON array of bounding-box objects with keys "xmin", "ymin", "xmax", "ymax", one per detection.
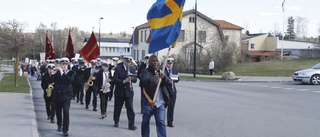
[{"xmin": 99, "ymin": 17, "xmax": 103, "ymax": 57}]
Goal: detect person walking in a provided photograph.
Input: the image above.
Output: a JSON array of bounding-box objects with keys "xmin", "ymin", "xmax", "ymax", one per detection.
[
  {"xmin": 41, "ymin": 63, "xmax": 56, "ymax": 123},
  {"xmin": 112, "ymin": 56, "xmax": 138, "ymax": 130},
  {"xmin": 52, "ymin": 57, "xmax": 75, "ymax": 136},
  {"xmin": 209, "ymin": 60, "xmax": 214, "ymax": 75},
  {"xmin": 140, "ymin": 55, "xmax": 171, "ymax": 137},
  {"xmin": 164, "ymin": 58, "xmax": 179, "ymax": 127}
]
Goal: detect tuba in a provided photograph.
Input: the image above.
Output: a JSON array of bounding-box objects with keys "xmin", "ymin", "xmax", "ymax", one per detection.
[{"xmin": 47, "ymin": 83, "xmax": 54, "ymax": 97}]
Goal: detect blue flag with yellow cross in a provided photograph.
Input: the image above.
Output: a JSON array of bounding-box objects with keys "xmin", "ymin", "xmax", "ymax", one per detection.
[{"xmin": 147, "ymin": 0, "xmax": 185, "ymax": 53}]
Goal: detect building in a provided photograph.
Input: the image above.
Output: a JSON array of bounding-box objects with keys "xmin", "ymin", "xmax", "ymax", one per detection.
[
  {"xmin": 83, "ymin": 37, "xmax": 131, "ymax": 59},
  {"xmin": 130, "ymin": 9, "xmax": 243, "ymax": 63}
]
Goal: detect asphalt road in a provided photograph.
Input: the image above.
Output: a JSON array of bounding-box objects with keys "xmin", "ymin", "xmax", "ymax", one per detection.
[{"xmin": 32, "ymin": 79, "xmax": 320, "ymax": 137}]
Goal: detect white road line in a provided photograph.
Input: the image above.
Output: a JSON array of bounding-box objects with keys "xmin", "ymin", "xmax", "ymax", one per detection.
[
  {"xmin": 296, "ymin": 89, "xmax": 309, "ymax": 92},
  {"xmin": 271, "ymin": 87, "xmax": 281, "ymax": 89},
  {"xmin": 312, "ymin": 91, "xmax": 320, "ymax": 93},
  {"xmin": 283, "ymin": 88, "xmax": 295, "ymax": 90}
]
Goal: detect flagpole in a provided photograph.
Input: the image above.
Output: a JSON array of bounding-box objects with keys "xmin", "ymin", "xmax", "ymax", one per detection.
[
  {"xmin": 193, "ymin": 0, "xmax": 197, "ymax": 78},
  {"xmin": 132, "ymin": 27, "xmax": 135, "ymax": 59},
  {"xmin": 151, "ymin": 47, "xmax": 172, "ymax": 108},
  {"xmin": 99, "ymin": 17, "xmax": 103, "ymax": 58}
]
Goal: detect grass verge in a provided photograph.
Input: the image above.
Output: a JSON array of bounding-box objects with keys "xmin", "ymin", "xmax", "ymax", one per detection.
[
  {"xmin": 0, "ymin": 73, "xmax": 30, "ymax": 93},
  {"xmin": 180, "ymin": 75, "xmax": 238, "ymax": 81}
]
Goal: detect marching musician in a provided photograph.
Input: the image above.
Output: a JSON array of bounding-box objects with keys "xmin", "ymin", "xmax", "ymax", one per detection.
[
  {"xmin": 51, "ymin": 57, "xmax": 75, "ymax": 136},
  {"xmin": 96, "ymin": 61, "xmax": 113, "ymax": 119},
  {"xmin": 84, "ymin": 59, "xmax": 99, "ymax": 111},
  {"xmin": 113, "ymin": 56, "xmax": 137, "ymax": 130},
  {"xmin": 40, "ymin": 62, "xmax": 56, "ymax": 123},
  {"xmin": 71, "ymin": 58, "xmax": 78, "ymax": 100},
  {"xmin": 140, "ymin": 55, "xmax": 171, "ymax": 137},
  {"xmin": 108, "ymin": 57, "xmax": 119, "ymax": 101},
  {"xmin": 96, "ymin": 58, "xmax": 102, "ymax": 70},
  {"xmin": 164, "ymin": 58, "xmax": 179, "ymax": 127},
  {"xmin": 74, "ymin": 58, "xmax": 86, "ymax": 104}
]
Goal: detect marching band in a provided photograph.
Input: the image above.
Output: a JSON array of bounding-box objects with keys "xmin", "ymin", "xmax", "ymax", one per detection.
[{"xmin": 40, "ymin": 55, "xmax": 179, "ymax": 137}]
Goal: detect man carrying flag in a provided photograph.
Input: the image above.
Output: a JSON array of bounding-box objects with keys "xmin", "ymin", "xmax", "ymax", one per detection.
[
  {"xmin": 80, "ymin": 32, "xmax": 100, "ymax": 62},
  {"xmin": 142, "ymin": 0, "xmax": 185, "ymax": 137}
]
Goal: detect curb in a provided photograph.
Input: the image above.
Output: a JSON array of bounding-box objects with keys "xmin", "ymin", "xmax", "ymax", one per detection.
[
  {"xmin": 26, "ymin": 75, "xmax": 40, "ymax": 137},
  {"xmin": 181, "ymin": 79, "xmax": 294, "ymax": 83}
]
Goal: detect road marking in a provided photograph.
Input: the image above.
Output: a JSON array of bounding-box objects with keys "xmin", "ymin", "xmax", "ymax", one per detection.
[
  {"xmin": 312, "ymin": 91, "xmax": 320, "ymax": 93},
  {"xmin": 296, "ymin": 89, "xmax": 309, "ymax": 92},
  {"xmin": 283, "ymin": 88, "xmax": 295, "ymax": 90},
  {"xmin": 271, "ymin": 87, "xmax": 281, "ymax": 89}
]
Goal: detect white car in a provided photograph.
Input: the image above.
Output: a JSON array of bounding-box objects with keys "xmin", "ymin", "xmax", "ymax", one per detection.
[{"xmin": 292, "ymin": 63, "xmax": 320, "ymax": 85}]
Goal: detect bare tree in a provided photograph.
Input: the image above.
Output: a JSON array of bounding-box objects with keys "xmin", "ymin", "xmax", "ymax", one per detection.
[
  {"xmin": 295, "ymin": 16, "xmax": 309, "ymax": 40},
  {"xmin": 0, "ymin": 20, "xmax": 33, "ymax": 87}
]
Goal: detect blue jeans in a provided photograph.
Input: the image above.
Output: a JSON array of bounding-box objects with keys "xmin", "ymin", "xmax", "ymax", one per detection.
[{"xmin": 141, "ymin": 104, "xmax": 166, "ymax": 137}]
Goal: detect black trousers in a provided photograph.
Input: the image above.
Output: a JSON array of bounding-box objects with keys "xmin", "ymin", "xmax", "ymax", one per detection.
[
  {"xmin": 55, "ymin": 100, "xmax": 71, "ymax": 133},
  {"xmin": 43, "ymin": 92, "xmax": 55, "ymax": 120},
  {"xmin": 74, "ymin": 83, "xmax": 84, "ymax": 103},
  {"xmin": 99, "ymin": 92, "xmax": 111, "ymax": 115},
  {"xmin": 113, "ymin": 96, "xmax": 135, "ymax": 126},
  {"xmin": 85, "ymin": 85, "xmax": 98, "ymax": 109},
  {"xmin": 167, "ymin": 93, "xmax": 177, "ymax": 124},
  {"xmin": 140, "ymin": 87, "xmax": 144, "ymax": 113},
  {"xmin": 210, "ymin": 69, "xmax": 213, "ymax": 75}
]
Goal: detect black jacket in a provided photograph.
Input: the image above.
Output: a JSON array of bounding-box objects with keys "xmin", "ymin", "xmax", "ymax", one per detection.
[
  {"xmin": 113, "ymin": 63, "xmax": 137, "ymax": 97},
  {"xmin": 41, "ymin": 71, "xmax": 55, "ymax": 92},
  {"xmin": 164, "ymin": 67, "xmax": 179, "ymax": 95},
  {"xmin": 137, "ymin": 62, "xmax": 147, "ymax": 87},
  {"xmin": 52, "ymin": 70, "xmax": 75, "ymax": 102},
  {"xmin": 95, "ymin": 69, "xmax": 113, "ymax": 92},
  {"xmin": 140, "ymin": 67, "xmax": 171, "ymax": 107}
]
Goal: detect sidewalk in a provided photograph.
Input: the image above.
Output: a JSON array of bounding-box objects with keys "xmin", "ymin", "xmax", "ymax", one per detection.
[{"xmin": 0, "ymin": 66, "xmax": 39, "ymax": 137}]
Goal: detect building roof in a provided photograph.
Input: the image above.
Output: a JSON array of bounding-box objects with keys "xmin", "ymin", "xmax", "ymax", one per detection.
[
  {"xmin": 242, "ymin": 33, "xmax": 267, "ymax": 40},
  {"xmin": 213, "ymin": 20, "xmax": 243, "ymax": 30},
  {"xmin": 84, "ymin": 37, "xmax": 130, "ymax": 43}
]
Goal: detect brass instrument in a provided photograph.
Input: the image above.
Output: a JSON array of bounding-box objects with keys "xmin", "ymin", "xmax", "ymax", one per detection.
[
  {"xmin": 84, "ymin": 74, "xmax": 94, "ymax": 91},
  {"xmin": 47, "ymin": 83, "xmax": 54, "ymax": 97},
  {"xmin": 102, "ymin": 72, "xmax": 111, "ymax": 93},
  {"xmin": 80, "ymin": 65, "xmax": 86, "ymax": 71}
]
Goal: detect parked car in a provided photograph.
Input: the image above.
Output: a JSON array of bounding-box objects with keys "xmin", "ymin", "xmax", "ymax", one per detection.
[{"xmin": 292, "ymin": 63, "xmax": 320, "ymax": 85}]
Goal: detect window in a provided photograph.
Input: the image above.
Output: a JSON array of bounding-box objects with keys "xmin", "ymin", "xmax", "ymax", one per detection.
[
  {"xmin": 144, "ymin": 30, "xmax": 147, "ymax": 42},
  {"xmin": 250, "ymin": 44, "xmax": 255, "ymax": 49},
  {"xmin": 189, "ymin": 17, "xmax": 195, "ymax": 23},
  {"xmin": 127, "ymin": 48, "xmax": 130, "ymax": 53},
  {"xmin": 198, "ymin": 31, "xmax": 206, "ymax": 43},
  {"xmin": 140, "ymin": 31, "xmax": 143, "ymax": 42},
  {"xmin": 142, "ymin": 50, "xmax": 145, "ymax": 60},
  {"xmin": 178, "ymin": 30, "xmax": 185, "ymax": 42},
  {"xmin": 225, "ymin": 35, "xmax": 229, "ymax": 41}
]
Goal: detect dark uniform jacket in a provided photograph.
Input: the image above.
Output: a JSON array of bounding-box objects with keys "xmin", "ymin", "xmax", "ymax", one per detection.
[
  {"xmin": 140, "ymin": 67, "xmax": 171, "ymax": 107},
  {"xmin": 95, "ymin": 69, "xmax": 113, "ymax": 92},
  {"xmin": 75, "ymin": 65, "xmax": 86, "ymax": 84},
  {"xmin": 137, "ymin": 62, "xmax": 147, "ymax": 87},
  {"xmin": 84, "ymin": 67, "xmax": 99, "ymax": 84},
  {"xmin": 164, "ymin": 67, "xmax": 179, "ymax": 95},
  {"xmin": 41, "ymin": 71, "xmax": 55, "ymax": 93},
  {"xmin": 113, "ymin": 63, "xmax": 137, "ymax": 98},
  {"xmin": 52, "ymin": 70, "xmax": 75, "ymax": 102}
]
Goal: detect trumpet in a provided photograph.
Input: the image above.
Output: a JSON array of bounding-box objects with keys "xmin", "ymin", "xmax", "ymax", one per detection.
[
  {"xmin": 80, "ymin": 65, "xmax": 86, "ymax": 71},
  {"xmin": 47, "ymin": 83, "xmax": 54, "ymax": 97}
]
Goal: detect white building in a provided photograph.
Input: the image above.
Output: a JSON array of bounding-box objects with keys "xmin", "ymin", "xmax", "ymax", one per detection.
[
  {"xmin": 83, "ymin": 37, "xmax": 131, "ymax": 59},
  {"xmin": 130, "ymin": 9, "xmax": 242, "ymax": 62}
]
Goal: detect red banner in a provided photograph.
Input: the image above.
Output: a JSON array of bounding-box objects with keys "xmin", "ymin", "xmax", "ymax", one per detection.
[
  {"xmin": 45, "ymin": 32, "xmax": 56, "ymax": 60},
  {"xmin": 79, "ymin": 32, "xmax": 99, "ymax": 62},
  {"xmin": 66, "ymin": 30, "xmax": 75, "ymax": 60}
]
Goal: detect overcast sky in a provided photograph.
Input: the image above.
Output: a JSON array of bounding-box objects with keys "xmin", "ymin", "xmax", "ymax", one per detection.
[{"xmin": 1, "ymin": 0, "xmax": 319, "ymax": 37}]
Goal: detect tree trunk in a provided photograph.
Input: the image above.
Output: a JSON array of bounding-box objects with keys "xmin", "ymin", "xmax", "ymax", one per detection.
[{"xmin": 14, "ymin": 51, "xmax": 19, "ymax": 87}]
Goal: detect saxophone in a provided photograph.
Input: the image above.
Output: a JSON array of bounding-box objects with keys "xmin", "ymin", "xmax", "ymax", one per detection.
[
  {"xmin": 47, "ymin": 83, "xmax": 54, "ymax": 97},
  {"xmin": 84, "ymin": 74, "xmax": 94, "ymax": 91},
  {"xmin": 102, "ymin": 73, "xmax": 111, "ymax": 93}
]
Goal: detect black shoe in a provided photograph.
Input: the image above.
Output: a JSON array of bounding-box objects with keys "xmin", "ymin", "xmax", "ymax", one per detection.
[
  {"xmin": 101, "ymin": 114, "xmax": 105, "ymax": 119},
  {"xmin": 63, "ymin": 132, "xmax": 68, "ymax": 136},
  {"xmin": 50, "ymin": 119, "xmax": 55, "ymax": 123},
  {"xmin": 114, "ymin": 123, "xmax": 119, "ymax": 127},
  {"xmin": 76, "ymin": 100, "xmax": 79, "ymax": 103},
  {"xmin": 93, "ymin": 108, "xmax": 97, "ymax": 111},
  {"xmin": 57, "ymin": 126, "xmax": 62, "ymax": 132},
  {"xmin": 86, "ymin": 106, "xmax": 89, "ymax": 109},
  {"xmin": 47, "ymin": 116, "xmax": 50, "ymax": 120},
  {"xmin": 167, "ymin": 123, "xmax": 174, "ymax": 127},
  {"xmin": 80, "ymin": 102, "xmax": 84, "ymax": 105},
  {"xmin": 129, "ymin": 125, "xmax": 137, "ymax": 130}
]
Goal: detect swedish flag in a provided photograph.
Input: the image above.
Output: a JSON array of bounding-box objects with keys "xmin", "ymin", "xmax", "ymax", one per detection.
[{"xmin": 147, "ymin": 0, "xmax": 185, "ymax": 53}]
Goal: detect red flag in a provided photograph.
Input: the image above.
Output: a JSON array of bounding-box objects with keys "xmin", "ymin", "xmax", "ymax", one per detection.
[
  {"xmin": 79, "ymin": 32, "xmax": 99, "ymax": 62},
  {"xmin": 45, "ymin": 32, "xmax": 56, "ymax": 59},
  {"xmin": 66, "ymin": 30, "xmax": 75, "ymax": 60}
]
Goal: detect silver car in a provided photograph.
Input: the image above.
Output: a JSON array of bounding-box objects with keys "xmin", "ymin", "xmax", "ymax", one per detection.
[{"xmin": 292, "ymin": 63, "xmax": 320, "ymax": 85}]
